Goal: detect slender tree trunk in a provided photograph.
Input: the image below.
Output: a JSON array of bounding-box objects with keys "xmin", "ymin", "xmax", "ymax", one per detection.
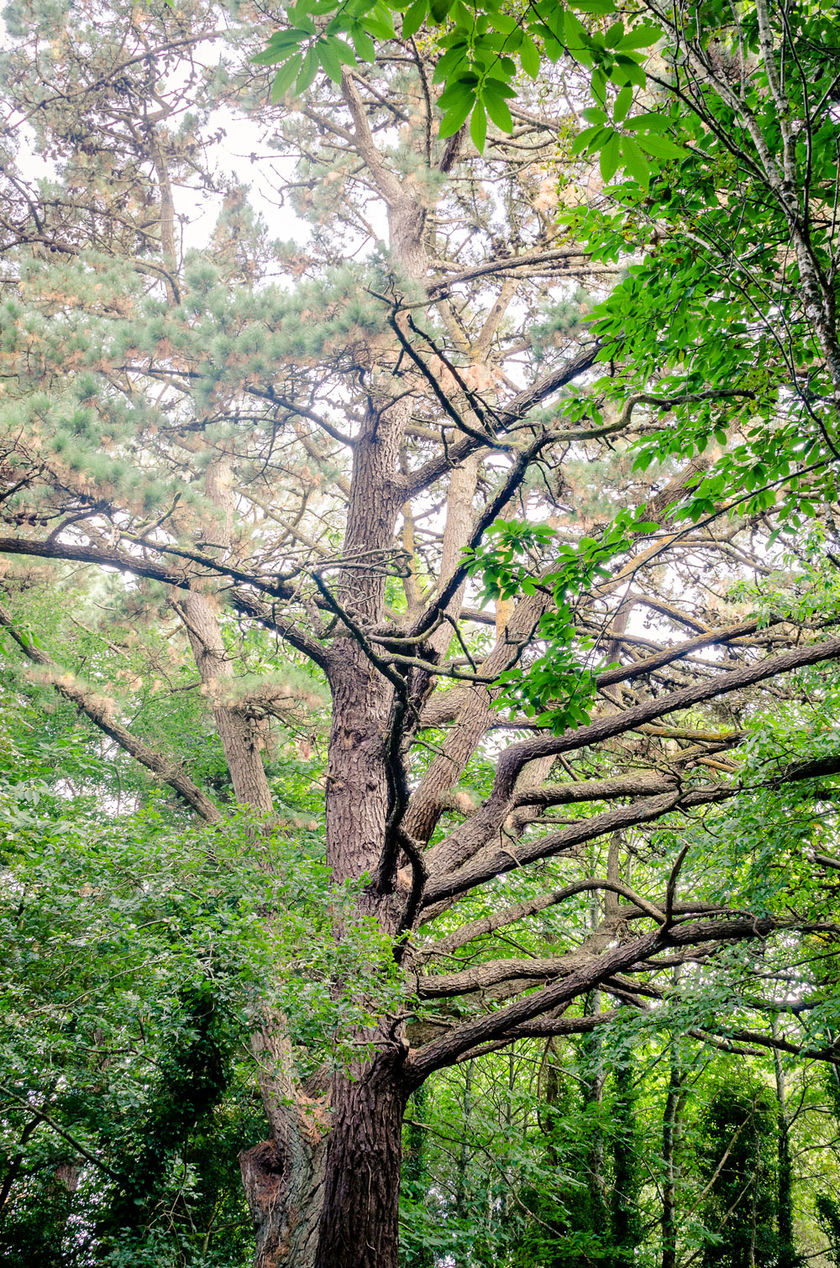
[
  {"xmin": 773, "ymin": 1025, "xmax": 796, "ymax": 1268},
  {"xmin": 454, "ymin": 1060, "xmax": 474, "ymax": 1236},
  {"xmin": 661, "ymin": 1042, "xmax": 684, "ymax": 1268},
  {"xmin": 581, "ymin": 988, "xmax": 608, "ymax": 1240},
  {"xmin": 404, "ymin": 1084, "xmax": 435, "ymax": 1268},
  {"xmin": 610, "ymin": 1056, "xmax": 640, "ymax": 1268}
]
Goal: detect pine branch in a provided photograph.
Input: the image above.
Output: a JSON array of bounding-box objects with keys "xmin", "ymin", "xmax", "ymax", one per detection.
[{"xmin": 0, "ymin": 602, "xmax": 221, "ymax": 822}]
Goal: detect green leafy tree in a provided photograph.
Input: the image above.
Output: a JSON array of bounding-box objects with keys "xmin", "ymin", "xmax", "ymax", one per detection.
[{"xmin": 696, "ymin": 1076, "xmax": 780, "ymax": 1268}]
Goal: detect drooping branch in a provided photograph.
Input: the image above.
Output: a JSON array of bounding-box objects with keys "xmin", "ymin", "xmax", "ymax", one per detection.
[
  {"xmin": 0, "ymin": 601, "xmax": 220, "ymax": 822},
  {"xmin": 0, "ymin": 536, "xmax": 330, "ymax": 667}
]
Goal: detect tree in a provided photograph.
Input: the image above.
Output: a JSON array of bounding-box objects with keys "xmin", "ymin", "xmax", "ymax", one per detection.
[
  {"xmin": 3, "ymin": 1, "xmax": 840, "ymax": 1266},
  {"xmin": 696, "ymin": 1074, "xmax": 781, "ymax": 1268}
]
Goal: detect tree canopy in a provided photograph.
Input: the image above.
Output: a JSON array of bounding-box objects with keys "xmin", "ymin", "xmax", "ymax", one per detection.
[{"xmin": 2, "ymin": 0, "xmax": 840, "ymax": 1265}]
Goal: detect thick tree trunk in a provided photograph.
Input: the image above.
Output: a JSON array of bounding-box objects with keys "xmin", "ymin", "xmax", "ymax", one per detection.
[
  {"xmin": 315, "ymin": 1055, "xmax": 408, "ymax": 1268},
  {"xmin": 240, "ymin": 1125, "xmax": 325, "ymax": 1268}
]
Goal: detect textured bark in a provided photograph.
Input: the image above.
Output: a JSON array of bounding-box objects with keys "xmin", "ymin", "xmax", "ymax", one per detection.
[
  {"xmin": 240, "ymin": 1133, "xmax": 325, "ymax": 1268},
  {"xmin": 180, "ymin": 457, "xmax": 275, "ymax": 816},
  {"xmin": 773, "ymin": 1026, "xmax": 796, "ymax": 1268},
  {"xmin": 315, "ymin": 1055, "xmax": 408, "ymax": 1268},
  {"xmin": 239, "ymin": 1024, "xmax": 328, "ymax": 1268}
]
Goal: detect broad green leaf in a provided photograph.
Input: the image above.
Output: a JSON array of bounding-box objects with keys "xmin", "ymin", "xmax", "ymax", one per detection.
[
  {"xmin": 438, "ymin": 76, "xmax": 478, "ymax": 109},
  {"xmin": 371, "ymin": 2, "xmax": 397, "ymax": 35},
  {"xmin": 482, "ymin": 74, "xmax": 516, "ymax": 99},
  {"xmin": 252, "ymin": 31, "xmax": 307, "ymax": 65},
  {"xmin": 439, "ymin": 91, "xmax": 475, "ymax": 137},
  {"xmin": 562, "ymin": 8, "xmax": 589, "ymax": 48},
  {"xmin": 636, "ymin": 132, "xmax": 690, "ymax": 160},
  {"xmin": 571, "ymin": 123, "xmax": 610, "ymax": 155},
  {"xmin": 626, "ymin": 111, "xmax": 670, "ymax": 133},
  {"xmin": 568, "ymin": 0, "xmax": 615, "ymax": 11},
  {"xmin": 620, "ymin": 134, "xmax": 649, "ymax": 186},
  {"xmin": 331, "ymin": 36, "xmax": 359, "ymax": 64},
  {"xmin": 365, "ymin": 10, "xmax": 398, "ymax": 37},
  {"xmin": 620, "ymin": 21, "xmax": 661, "ymax": 48},
  {"xmin": 613, "ymin": 84, "xmax": 632, "ymax": 123},
  {"xmin": 271, "ymin": 54, "xmax": 304, "ymax": 100},
  {"xmin": 433, "ymin": 41, "xmax": 469, "ymax": 82},
  {"xmin": 533, "ymin": 0, "xmax": 565, "ymax": 41},
  {"xmin": 470, "ymin": 102, "xmax": 487, "ymax": 151},
  {"xmin": 591, "ymin": 65, "xmax": 607, "ymax": 105},
  {"xmin": 317, "ymin": 38, "xmax": 344, "ymax": 82},
  {"xmin": 482, "ymin": 87, "xmax": 513, "ymax": 132},
  {"xmin": 351, "ymin": 26, "xmax": 376, "ymax": 60},
  {"xmin": 401, "ymin": 0, "xmax": 427, "ymax": 37},
  {"xmin": 611, "ymin": 52, "xmax": 646, "ymax": 87},
  {"xmin": 429, "ymin": 0, "xmax": 453, "ymax": 24},
  {"xmin": 296, "ymin": 46, "xmax": 320, "ymax": 92},
  {"xmin": 519, "ymin": 34, "xmax": 540, "ymax": 78},
  {"xmin": 599, "ymin": 131, "xmax": 621, "ymax": 182}
]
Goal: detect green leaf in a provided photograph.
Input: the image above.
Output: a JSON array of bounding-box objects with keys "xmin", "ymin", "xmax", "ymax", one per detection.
[
  {"xmin": 331, "ymin": 36, "xmax": 359, "ymax": 65},
  {"xmin": 432, "ymin": 41, "xmax": 469, "ymax": 83},
  {"xmin": 439, "ymin": 91, "xmax": 475, "ymax": 137},
  {"xmin": 365, "ymin": 11, "xmax": 398, "ymax": 37},
  {"xmin": 482, "ymin": 86, "xmax": 513, "ymax": 132},
  {"xmin": 571, "ymin": 123, "xmax": 610, "ymax": 155},
  {"xmin": 252, "ymin": 31, "xmax": 307, "ymax": 65},
  {"xmin": 591, "ymin": 66, "xmax": 607, "ymax": 106},
  {"xmin": 296, "ymin": 46, "xmax": 320, "ymax": 92},
  {"xmin": 470, "ymin": 102, "xmax": 487, "ymax": 151},
  {"xmin": 351, "ymin": 26, "xmax": 376, "ymax": 61},
  {"xmin": 562, "ymin": 8, "xmax": 589, "ymax": 52},
  {"xmin": 626, "ymin": 111, "xmax": 670, "ymax": 133},
  {"xmin": 534, "ymin": 0, "xmax": 565, "ymax": 41},
  {"xmin": 569, "ymin": 0, "xmax": 615, "ymax": 11},
  {"xmin": 613, "ymin": 84, "xmax": 632, "ymax": 123},
  {"xmin": 519, "ymin": 34, "xmax": 540, "ymax": 78},
  {"xmin": 619, "ymin": 134, "xmax": 649, "ymax": 187},
  {"xmin": 401, "ymin": 0, "xmax": 427, "ymax": 38},
  {"xmin": 611, "ymin": 56, "xmax": 646, "ymax": 88},
  {"xmin": 437, "ymin": 74, "xmax": 478, "ymax": 108},
  {"xmin": 635, "ymin": 132, "xmax": 690, "ymax": 160},
  {"xmin": 271, "ymin": 54, "xmax": 304, "ymax": 100},
  {"xmin": 620, "ymin": 21, "xmax": 661, "ymax": 49},
  {"xmin": 599, "ymin": 131, "xmax": 621, "ymax": 182},
  {"xmin": 482, "ymin": 75, "xmax": 516, "ymax": 99},
  {"xmin": 317, "ymin": 38, "xmax": 344, "ymax": 83},
  {"xmin": 429, "ymin": 0, "xmax": 453, "ymax": 24}
]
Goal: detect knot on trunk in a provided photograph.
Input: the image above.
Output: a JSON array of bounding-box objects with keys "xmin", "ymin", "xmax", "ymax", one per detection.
[{"xmin": 239, "ymin": 1138, "xmax": 288, "ymax": 1234}]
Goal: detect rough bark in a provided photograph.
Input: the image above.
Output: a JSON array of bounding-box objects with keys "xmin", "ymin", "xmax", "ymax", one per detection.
[{"xmin": 315, "ymin": 1053, "xmax": 409, "ymax": 1268}]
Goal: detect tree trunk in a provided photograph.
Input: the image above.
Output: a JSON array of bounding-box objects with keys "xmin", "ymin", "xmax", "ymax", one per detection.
[
  {"xmin": 661, "ymin": 1043, "xmax": 684, "ymax": 1268},
  {"xmin": 610, "ymin": 1055, "xmax": 640, "ymax": 1268},
  {"xmin": 239, "ymin": 1049, "xmax": 410, "ymax": 1268},
  {"xmin": 240, "ymin": 1127, "xmax": 325, "ymax": 1268},
  {"xmin": 315, "ymin": 1056, "xmax": 408, "ymax": 1268},
  {"xmin": 772, "ymin": 1028, "xmax": 796, "ymax": 1268}
]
